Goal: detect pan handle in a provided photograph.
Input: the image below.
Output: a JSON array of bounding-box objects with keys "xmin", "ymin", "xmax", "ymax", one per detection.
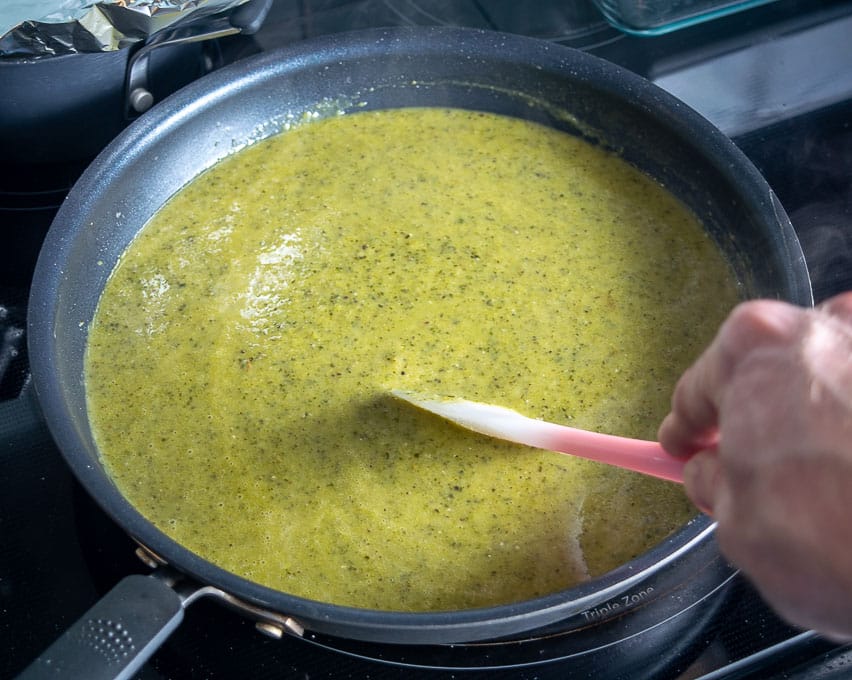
[{"xmin": 17, "ymin": 572, "xmax": 184, "ymax": 680}]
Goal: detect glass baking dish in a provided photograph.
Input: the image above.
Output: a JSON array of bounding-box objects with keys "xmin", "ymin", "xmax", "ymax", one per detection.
[{"xmin": 591, "ymin": 0, "xmax": 781, "ymax": 35}]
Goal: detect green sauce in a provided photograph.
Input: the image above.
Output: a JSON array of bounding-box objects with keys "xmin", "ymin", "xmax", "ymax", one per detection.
[{"xmin": 85, "ymin": 108, "xmax": 739, "ymax": 611}]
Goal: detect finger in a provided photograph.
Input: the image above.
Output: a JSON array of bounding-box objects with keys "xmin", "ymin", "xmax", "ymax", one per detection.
[
  {"xmin": 659, "ymin": 300, "xmax": 804, "ymax": 457},
  {"xmin": 818, "ymin": 290, "xmax": 852, "ymax": 322},
  {"xmin": 716, "ymin": 299, "xmax": 804, "ymax": 355},
  {"xmin": 682, "ymin": 450, "xmax": 719, "ymax": 515},
  {"xmin": 657, "ymin": 389, "xmax": 718, "ymax": 458}
]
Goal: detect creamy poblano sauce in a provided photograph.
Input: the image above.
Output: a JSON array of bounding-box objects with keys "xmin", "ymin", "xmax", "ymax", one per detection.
[{"xmin": 86, "ymin": 107, "xmax": 739, "ymax": 612}]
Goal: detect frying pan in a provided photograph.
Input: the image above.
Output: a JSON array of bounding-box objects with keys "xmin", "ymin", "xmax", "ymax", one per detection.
[{"xmin": 22, "ymin": 26, "xmax": 811, "ymax": 679}]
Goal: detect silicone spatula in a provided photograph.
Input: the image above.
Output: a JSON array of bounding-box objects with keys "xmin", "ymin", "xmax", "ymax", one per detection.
[{"xmin": 391, "ymin": 390, "xmax": 684, "ymax": 483}]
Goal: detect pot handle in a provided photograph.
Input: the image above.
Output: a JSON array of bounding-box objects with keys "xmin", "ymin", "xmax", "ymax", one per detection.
[
  {"xmin": 17, "ymin": 573, "xmax": 184, "ymax": 680},
  {"xmin": 125, "ymin": 0, "xmax": 274, "ymax": 116}
]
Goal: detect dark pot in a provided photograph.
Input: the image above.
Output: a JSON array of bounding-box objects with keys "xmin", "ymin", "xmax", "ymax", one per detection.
[
  {"xmin": 0, "ymin": 0, "xmax": 272, "ymax": 165},
  {"xmin": 0, "ymin": 43, "xmax": 205, "ymax": 165}
]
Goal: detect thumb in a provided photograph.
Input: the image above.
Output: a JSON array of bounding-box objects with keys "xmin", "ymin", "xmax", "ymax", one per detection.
[{"xmin": 683, "ymin": 450, "xmax": 720, "ymax": 516}]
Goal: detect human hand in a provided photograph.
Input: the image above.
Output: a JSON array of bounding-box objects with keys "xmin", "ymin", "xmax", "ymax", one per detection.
[{"xmin": 658, "ymin": 292, "xmax": 852, "ymax": 640}]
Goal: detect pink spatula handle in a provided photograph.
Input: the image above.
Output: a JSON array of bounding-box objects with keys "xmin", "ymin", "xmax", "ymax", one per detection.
[{"xmin": 521, "ymin": 420, "xmax": 684, "ymax": 483}]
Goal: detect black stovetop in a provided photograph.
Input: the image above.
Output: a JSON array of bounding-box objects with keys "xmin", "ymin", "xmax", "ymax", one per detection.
[{"xmin": 2, "ymin": 1, "xmax": 852, "ymax": 678}]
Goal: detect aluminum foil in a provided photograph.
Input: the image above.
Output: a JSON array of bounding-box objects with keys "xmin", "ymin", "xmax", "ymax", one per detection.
[{"xmin": 1, "ymin": 0, "xmax": 248, "ymax": 59}]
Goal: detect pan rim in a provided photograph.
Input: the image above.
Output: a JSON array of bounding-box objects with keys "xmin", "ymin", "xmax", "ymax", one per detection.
[{"xmin": 27, "ymin": 25, "xmax": 809, "ymax": 644}]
